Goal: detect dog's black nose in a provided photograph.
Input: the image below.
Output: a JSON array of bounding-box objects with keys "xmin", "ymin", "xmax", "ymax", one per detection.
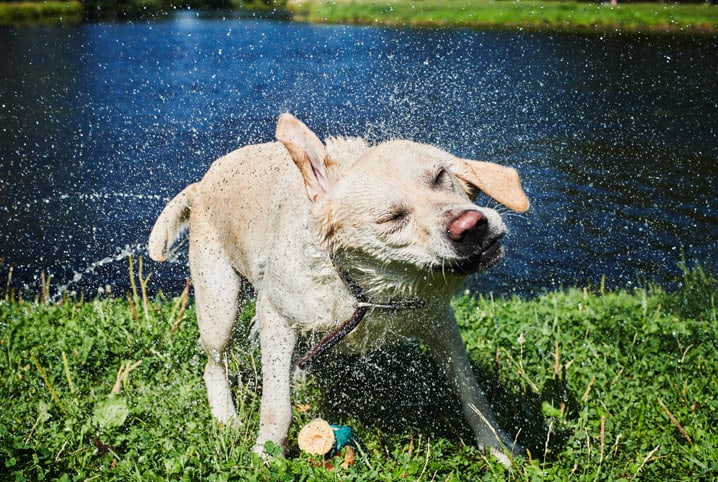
[{"xmin": 447, "ymin": 210, "xmax": 487, "ymax": 244}]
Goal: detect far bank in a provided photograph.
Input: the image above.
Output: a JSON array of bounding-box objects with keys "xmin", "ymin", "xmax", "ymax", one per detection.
[
  {"xmin": 1, "ymin": 0, "xmax": 717, "ymax": 34},
  {"xmin": 285, "ymin": 0, "xmax": 718, "ymax": 34}
]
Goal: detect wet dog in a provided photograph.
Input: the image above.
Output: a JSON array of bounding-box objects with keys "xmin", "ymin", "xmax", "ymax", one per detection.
[{"xmin": 148, "ymin": 114, "xmax": 529, "ymax": 465}]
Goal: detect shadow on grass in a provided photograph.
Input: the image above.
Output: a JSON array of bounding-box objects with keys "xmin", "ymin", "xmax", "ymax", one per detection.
[{"xmin": 307, "ymin": 341, "xmax": 573, "ymax": 460}]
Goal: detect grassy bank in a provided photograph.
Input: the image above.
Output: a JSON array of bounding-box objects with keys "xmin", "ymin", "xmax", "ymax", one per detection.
[
  {"xmin": 287, "ymin": 0, "xmax": 718, "ymax": 33},
  {"xmin": 1, "ymin": 262, "xmax": 716, "ymax": 480},
  {"xmin": 0, "ymin": 0, "xmax": 278, "ymax": 24},
  {"xmin": 0, "ymin": 1, "xmax": 83, "ymax": 24},
  {"xmin": 1, "ymin": 0, "xmax": 717, "ymax": 33}
]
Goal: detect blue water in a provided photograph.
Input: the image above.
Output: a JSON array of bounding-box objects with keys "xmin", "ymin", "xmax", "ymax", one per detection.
[{"xmin": 1, "ymin": 13, "xmax": 716, "ymax": 298}]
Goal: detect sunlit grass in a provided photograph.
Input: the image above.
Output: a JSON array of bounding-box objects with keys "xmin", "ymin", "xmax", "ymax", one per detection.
[
  {"xmin": 1, "ymin": 259, "xmax": 716, "ymax": 479},
  {"xmin": 2, "ymin": 0, "xmax": 716, "ymax": 33},
  {"xmin": 0, "ymin": 1, "xmax": 83, "ymax": 23},
  {"xmin": 287, "ymin": 0, "xmax": 718, "ymax": 33}
]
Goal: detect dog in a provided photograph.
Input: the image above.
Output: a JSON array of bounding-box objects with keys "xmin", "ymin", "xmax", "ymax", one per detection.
[{"xmin": 148, "ymin": 113, "xmax": 529, "ymax": 466}]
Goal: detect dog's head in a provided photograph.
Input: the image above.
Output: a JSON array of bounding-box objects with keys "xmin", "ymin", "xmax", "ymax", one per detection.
[{"xmin": 276, "ymin": 113, "xmax": 529, "ymax": 294}]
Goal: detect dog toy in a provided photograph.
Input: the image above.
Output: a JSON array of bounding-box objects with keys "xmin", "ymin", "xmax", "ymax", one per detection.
[{"xmin": 298, "ymin": 418, "xmax": 363, "ymax": 459}]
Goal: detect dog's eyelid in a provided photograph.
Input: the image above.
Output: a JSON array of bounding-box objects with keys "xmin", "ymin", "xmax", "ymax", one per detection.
[
  {"xmin": 430, "ymin": 167, "xmax": 452, "ymax": 189},
  {"xmin": 376, "ymin": 205, "xmax": 410, "ymax": 225}
]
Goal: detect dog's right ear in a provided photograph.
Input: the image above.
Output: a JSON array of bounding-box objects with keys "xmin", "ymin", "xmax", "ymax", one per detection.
[
  {"xmin": 276, "ymin": 113, "xmax": 339, "ymax": 203},
  {"xmin": 448, "ymin": 158, "xmax": 530, "ymax": 213}
]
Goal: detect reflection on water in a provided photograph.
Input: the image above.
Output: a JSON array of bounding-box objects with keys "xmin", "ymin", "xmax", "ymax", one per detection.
[{"xmin": 1, "ymin": 14, "xmax": 716, "ymax": 297}]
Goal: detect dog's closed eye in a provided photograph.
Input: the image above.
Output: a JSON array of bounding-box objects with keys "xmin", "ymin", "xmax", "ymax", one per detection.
[
  {"xmin": 376, "ymin": 205, "xmax": 411, "ymax": 228},
  {"xmin": 430, "ymin": 167, "xmax": 453, "ymax": 191}
]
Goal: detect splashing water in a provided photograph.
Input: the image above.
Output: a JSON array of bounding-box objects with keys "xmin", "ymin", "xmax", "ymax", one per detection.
[
  {"xmin": 1, "ymin": 15, "xmax": 716, "ymax": 299},
  {"xmin": 50, "ymin": 243, "xmax": 145, "ymax": 301}
]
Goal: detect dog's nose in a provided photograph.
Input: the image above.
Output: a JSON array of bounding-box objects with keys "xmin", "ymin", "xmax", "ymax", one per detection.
[{"xmin": 447, "ymin": 210, "xmax": 487, "ymax": 244}]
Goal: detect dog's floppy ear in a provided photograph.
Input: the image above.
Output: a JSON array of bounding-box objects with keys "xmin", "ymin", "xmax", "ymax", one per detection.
[
  {"xmin": 276, "ymin": 113, "xmax": 339, "ymax": 203},
  {"xmin": 449, "ymin": 158, "xmax": 530, "ymax": 213}
]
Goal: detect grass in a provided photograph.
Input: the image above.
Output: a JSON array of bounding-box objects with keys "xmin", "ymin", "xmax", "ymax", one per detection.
[
  {"xmin": 1, "ymin": 0, "xmax": 716, "ymax": 33},
  {"xmin": 0, "ymin": 0, "xmax": 276, "ymax": 24},
  {"xmin": 0, "ymin": 1, "xmax": 83, "ymax": 24},
  {"xmin": 286, "ymin": 0, "xmax": 718, "ymax": 34},
  {"xmin": 1, "ymin": 260, "xmax": 716, "ymax": 480}
]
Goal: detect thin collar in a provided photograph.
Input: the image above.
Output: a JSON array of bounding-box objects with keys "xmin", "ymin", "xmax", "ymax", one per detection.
[{"xmin": 297, "ymin": 266, "xmax": 425, "ymax": 368}]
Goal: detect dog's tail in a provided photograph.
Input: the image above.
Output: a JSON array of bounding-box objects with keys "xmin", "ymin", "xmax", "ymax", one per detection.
[{"xmin": 148, "ymin": 183, "xmax": 197, "ymax": 262}]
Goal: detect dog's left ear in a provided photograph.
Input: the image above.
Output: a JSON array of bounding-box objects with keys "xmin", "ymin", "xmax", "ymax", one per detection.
[
  {"xmin": 449, "ymin": 158, "xmax": 530, "ymax": 213},
  {"xmin": 276, "ymin": 113, "xmax": 339, "ymax": 203}
]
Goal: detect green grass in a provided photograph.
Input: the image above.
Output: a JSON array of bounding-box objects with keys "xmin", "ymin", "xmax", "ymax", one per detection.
[
  {"xmin": 0, "ymin": 0, "xmax": 277, "ymax": 24},
  {"xmin": 1, "ymin": 261, "xmax": 716, "ymax": 480},
  {"xmin": 2, "ymin": 0, "xmax": 717, "ymax": 33},
  {"xmin": 287, "ymin": 0, "xmax": 718, "ymax": 34},
  {"xmin": 0, "ymin": 1, "xmax": 83, "ymax": 23}
]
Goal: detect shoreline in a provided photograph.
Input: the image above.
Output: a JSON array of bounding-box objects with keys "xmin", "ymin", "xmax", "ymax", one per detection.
[
  {"xmin": 1, "ymin": 0, "xmax": 717, "ymax": 35},
  {"xmin": 285, "ymin": 0, "xmax": 718, "ymax": 35}
]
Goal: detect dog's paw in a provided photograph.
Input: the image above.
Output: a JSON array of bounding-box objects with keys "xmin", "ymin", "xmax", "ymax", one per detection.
[
  {"xmin": 480, "ymin": 440, "xmax": 524, "ymax": 468},
  {"xmin": 488, "ymin": 446, "xmax": 513, "ymax": 468},
  {"xmin": 252, "ymin": 441, "xmax": 285, "ymax": 463},
  {"xmin": 251, "ymin": 443, "xmax": 272, "ymax": 464}
]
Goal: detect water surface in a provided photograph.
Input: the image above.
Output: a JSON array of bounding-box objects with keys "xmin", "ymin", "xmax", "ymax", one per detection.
[{"xmin": 1, "ymin": 13, "xmax": 716, "ymax": 298}]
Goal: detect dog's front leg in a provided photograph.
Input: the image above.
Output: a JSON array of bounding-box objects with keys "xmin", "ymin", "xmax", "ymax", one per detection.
[
  {"xmin": 423, "ymin": 309, "xmax": 522, "ymax": 467},
  {"xmin": 252, "ymin": 297, "xmax": 297, "ymax": 456}
]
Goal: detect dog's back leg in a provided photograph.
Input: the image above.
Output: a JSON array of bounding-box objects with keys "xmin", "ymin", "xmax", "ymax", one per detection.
[{"xmin": 190, "ymin": 231, "xmax": 244, "ymax": 424}]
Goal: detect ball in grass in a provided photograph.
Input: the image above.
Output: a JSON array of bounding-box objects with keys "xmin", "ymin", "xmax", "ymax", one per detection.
[{"xmin": 298, "ymin": 418, "xmax": 336, "ymax": 455}]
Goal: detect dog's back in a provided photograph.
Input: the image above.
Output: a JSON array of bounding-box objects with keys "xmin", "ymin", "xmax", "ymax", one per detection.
[
  {"xmin": 150, "ymin": 137, "xmax": 370, "ymax": 270},
  {"xmin": 150, "ymin": 142, "xmax": 305, "ymax": 279}
]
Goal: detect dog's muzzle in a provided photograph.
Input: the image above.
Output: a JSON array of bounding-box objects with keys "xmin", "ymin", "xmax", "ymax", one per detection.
[
  {"xmin": 439, "ymin": 209, "xmax": 505, "ymax": 275},
  {"xmin": 437, "ymin": 238, "xmax": 504, "ymax": 275}
]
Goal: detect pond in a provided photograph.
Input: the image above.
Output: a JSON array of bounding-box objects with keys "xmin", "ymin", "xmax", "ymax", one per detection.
[{"xmin": 1, "ymin": 12, "xmax": 716, "ymax": 298}]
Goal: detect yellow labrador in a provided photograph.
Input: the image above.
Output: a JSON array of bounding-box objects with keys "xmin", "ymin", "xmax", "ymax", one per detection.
[{"xmin": 149, "ymin": 114, "xmax": 529, "ymax": 465}]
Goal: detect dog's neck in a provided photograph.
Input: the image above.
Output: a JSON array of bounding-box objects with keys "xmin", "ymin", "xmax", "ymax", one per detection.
[
  {"xmin": 330, "ymin": 249, "xmax": 466, "ymax": 301},
  {"xmin": 334, "ymin": 262, "xmax": 426, "ymax": 311},
  {"xmin": 296, "ymin": 255, "xmax": 425, "ymax": 368}
]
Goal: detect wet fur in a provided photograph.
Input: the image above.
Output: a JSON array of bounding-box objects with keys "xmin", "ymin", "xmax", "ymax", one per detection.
[{"xmin": 148, "ymin": 114, "xmax": 529, "ymax": 466}]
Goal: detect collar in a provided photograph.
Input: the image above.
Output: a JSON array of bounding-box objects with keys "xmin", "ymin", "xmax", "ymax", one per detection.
[{"xmin": 297, "ymin": 266, "xmax": 425, "ymax": 368}]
